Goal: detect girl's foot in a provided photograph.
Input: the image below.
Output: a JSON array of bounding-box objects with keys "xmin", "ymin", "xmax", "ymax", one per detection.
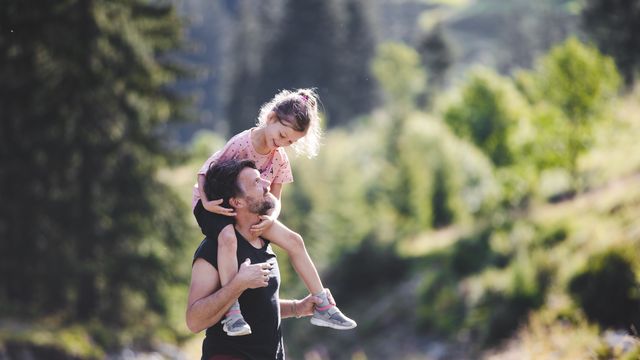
[
  {"xmin": 310, "ymin": 304, "xmax": 357, "ymax": 330},
  {"xmin": 221, "ymin": 308, "xmax": 252, "ymax": 336}
]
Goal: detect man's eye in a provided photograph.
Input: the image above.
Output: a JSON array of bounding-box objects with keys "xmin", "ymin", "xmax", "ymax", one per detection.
[{"xmin": 280, "ymin": 133, "xmax": 286, "ymax": 138}]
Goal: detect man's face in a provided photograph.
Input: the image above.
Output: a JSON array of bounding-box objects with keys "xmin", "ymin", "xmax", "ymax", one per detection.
[{"xmin": 236, "ymin": 167, "xmax": 275, "ymax": 215}]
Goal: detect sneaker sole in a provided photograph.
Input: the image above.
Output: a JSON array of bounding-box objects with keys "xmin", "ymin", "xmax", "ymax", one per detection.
[
  {"xmin": 224, "ymin": 327, "xmax": 252, "ymax": 336},
  {"xmin": 310, "ymin": 317, "xmax": 357, "ymax": 330}
]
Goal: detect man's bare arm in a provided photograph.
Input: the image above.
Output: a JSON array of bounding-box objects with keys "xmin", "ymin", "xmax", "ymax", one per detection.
[
  {"xmin": 280, "ymin": 289, "xmax": 336, "ymax": 319},
  {"xmin": 186, "ymin": 258, "xmax": 271, "ymax": 333}
]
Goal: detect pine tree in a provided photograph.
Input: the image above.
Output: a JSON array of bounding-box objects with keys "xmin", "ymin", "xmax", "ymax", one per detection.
[
  {"xmin": 0, "ymin": 0, "xmax": 188, "ymax": 327},
  {"xmin": 334, "ymin": 0, "xmax": 379, "ymax": 124},
  {"xmin": 582, "ymin": 0, "xmax": 640, "ymax": 87},
  {"xmin": 257, "ymin": 0, "xmax": 344, "ymax": 124},
  {"xmin": 417, "ymin": 21, "xmax": 454, "ymax": 107},
  {"xmin": 225, "ymin": 0, "xmax": 283, "ymax": 135},
  {"xmin": 172, "ymin": 0, "xmax": 234, "ymax": 140},
  {"xmin": 226, "ymin": 0, "xmax": 378, "ymax": 130}
]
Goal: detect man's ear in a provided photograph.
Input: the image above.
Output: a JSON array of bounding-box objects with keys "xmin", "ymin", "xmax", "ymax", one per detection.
[{"xmin": 229, "ymin": 197, "xmax": 244, "ymax": 209}]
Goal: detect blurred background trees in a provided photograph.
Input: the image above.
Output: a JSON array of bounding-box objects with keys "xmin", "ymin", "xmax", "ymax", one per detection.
[
  {"xmin": 2, "ymin": 0, "xmax": 640, "ymax": 359},
  {"xmin": 0, "ymin": 0, "xmax": 191, "ymax": 352},
  {"xmin": 581, "ymin": 0, "xmax": 640, "ymax": 87}
]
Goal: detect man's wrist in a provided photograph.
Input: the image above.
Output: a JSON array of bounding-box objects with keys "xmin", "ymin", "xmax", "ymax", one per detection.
[
  {"xmin": 292, "ymin": 300, "xmax": 301, "ymax": 318},
  {"xmin": 228, "ymin": 274, "xmax": 251, "ymax": 294}
]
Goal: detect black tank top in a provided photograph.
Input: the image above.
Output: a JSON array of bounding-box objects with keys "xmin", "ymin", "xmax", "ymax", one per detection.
[{"xmin": 193, "ymin": 231, "xmax": 284, "ymax": 360}]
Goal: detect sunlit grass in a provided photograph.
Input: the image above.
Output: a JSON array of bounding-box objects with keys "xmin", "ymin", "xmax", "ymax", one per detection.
[
  {"xmin": 581, "ymin": 88, "xmax": 640, "ymax": 186},
  {"xmin": 484, "ymin": 309, "xmax": 606, "ymax": 360},
  {"xmin": 398, "ymin": 225, "xmax": 464, "ymax": 257}
]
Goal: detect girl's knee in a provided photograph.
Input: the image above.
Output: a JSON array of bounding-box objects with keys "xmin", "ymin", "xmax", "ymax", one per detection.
[
  {"xmin": 287, "ymin": 232, "xmax": 306, "ymax": 253},
  {"xmin": 218, "ymin": 225, "xmax": 237, "ymax": 249}
]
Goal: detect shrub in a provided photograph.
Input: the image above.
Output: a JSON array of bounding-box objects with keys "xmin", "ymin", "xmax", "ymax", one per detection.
[
  {"xmin": 467, "ymin": 262, "xmax": 549, "ymax": 346},
  {"xmin": 325, "ymin": 237, "xmax": 411, "ymax": 306},
  {"xmin": 450, "ymin": 228, "xmax": 494, "ymax": 276},
  {"xmin": 568, "ymin": 249, "xmax": 640, "ymax": 330},
  {"xmin": 535, "ymin": 222, "xmax": 569, "ymax": 248},
  {"xmin": 417, "ymin": 271, "xmax": 466, "ymax": 336}
]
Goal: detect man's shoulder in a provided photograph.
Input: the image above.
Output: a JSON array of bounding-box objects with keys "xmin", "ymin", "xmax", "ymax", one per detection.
[{"xmin": 193, "ymin": 237, "xmax": 219, "ymax": 268}]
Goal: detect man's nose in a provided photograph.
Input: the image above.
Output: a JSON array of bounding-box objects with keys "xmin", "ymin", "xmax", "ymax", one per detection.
[{"xmin": 260, "ymin": 178, "xmax": 270, "ymax": 191}]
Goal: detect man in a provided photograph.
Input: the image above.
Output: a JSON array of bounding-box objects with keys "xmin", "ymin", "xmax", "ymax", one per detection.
[{"xmin": 186, "ymin": 159, "xmax": 330, "ymax": 360}]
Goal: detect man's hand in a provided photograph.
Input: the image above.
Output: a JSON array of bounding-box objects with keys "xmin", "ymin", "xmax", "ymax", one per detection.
[
  {"xmin": 236, "ymin": 258, "xmax": 272, "ymax": 289},
  {"xmin": 203, "ymin": 198, "xmax": 236, "ymax": 217},
  {"xmin": 295, "ymin": 289, "xmax": 336, "ymax": 317},
  {"xmin": 250, "ymin": 215, "xmax": 275, "ymax": 236}
]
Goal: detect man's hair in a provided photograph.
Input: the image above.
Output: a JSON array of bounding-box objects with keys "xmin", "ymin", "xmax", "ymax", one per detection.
[{"xmin": 204, "ymin": 159, "xmax": 257, "ymax": 208}]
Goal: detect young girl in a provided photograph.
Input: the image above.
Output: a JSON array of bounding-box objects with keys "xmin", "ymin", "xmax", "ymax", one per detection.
[{"xmin": 192, "ymin": 89, "xmax": 357, "ymax": 336}]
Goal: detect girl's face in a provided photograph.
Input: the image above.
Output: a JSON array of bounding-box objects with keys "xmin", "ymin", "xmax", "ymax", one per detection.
[{"xmin": 264, "ymin": 112, "xmax": 306, "ymax": 150}]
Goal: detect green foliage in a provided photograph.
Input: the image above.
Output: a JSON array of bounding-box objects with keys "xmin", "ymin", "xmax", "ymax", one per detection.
[
  {"xmin": 372, "ymin": 42, "xmax": 427, "ymax": 112},
  {"xmin": 535, "ymin": 222, "xmax": 569, "ymax": 248},
  {"xmin": 281, "ymin": 113, "xmax": 499, "ymax": 273},
  {"xmin": 568, "ymin": 248, "xmax": 640, "ymax": 329},
  {"xmin": 189, "ymin": 130, "xmax": 225, "ymax": 159},
  {"xmin": 532, "ymin": 37, "xmax": 620, "ymax": 121},
  {"xmin": 516, "ymin": 37, "xmax": 621, "ymax": 189},
  {"xmin": 463, "ymin": 246, "xmax": 549, "ymax": 346},
  {"xmin": 416, "ymin": 218, "xmax": 559, "ymax": 347},
  {"xmin": 394, "ymin": 118, "xmax": 472, "ymax": 230},
  {"xmin": 525, "ymin": 104, "xmax": 572, "ymax": 170},
  {"xmin": 418, "ymin": 271, "xmax": 467, "ymax": 336},
  {"xmin": 0, "ymin": 0, "xmax": 189, "ymax": 341},
  {"xmin": 450, "ymin": 229, "xmax": 494, "ymax": 276},
  {"xmin": 582, "ymin": 0, "xmax": 640, "ymax": 86},
  {"xmin": 417, "ymin": 22, "xmax": 454, "ymax": 106},
  {"xmin": 0, "ymin": 324, "xmax": 104, "ymax": 359},
  {"xmin": 444, "ymin": 67, "xmax": 530, "ymax": 167},
  {"xmin": 325, "ymin": 238, "xmax": 411, "ymax": 306}
]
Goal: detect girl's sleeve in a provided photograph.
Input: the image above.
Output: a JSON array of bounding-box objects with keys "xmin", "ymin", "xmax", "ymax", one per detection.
[{"xmin": 272, "ymin": 150, "xmax": 294, "ymax": 184}]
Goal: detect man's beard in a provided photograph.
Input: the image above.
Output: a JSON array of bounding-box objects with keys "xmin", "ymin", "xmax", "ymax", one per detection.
[{"xmin": 247, "ymin": 194, "xmax": 275, "ymax": 215}]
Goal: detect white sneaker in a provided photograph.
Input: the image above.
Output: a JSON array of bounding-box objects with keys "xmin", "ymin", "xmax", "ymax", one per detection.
[
  {"xmin": 222, "ymin": 314, "xmax": 252, "ymax": 336},
  {"xmin": 310, "ymin": 305, "xmax": 357, "ymax": 330}
]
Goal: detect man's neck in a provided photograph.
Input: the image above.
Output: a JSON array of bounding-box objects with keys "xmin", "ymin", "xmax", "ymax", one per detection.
[{"xmin": 234, "ymin": 212, "xmax": 263, "ymax": 243}]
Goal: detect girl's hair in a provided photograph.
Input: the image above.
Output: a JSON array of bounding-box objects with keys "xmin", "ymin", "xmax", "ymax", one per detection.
[{"xmin": 256, "ymin": 88, "xmax": 323, "ymax": 158}]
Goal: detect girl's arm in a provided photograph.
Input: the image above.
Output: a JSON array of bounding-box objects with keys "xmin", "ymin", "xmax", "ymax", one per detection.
[
  {"xmin": 268, "ymin": 182, "xmax": 283, "ymax": 219},
  {"xmin": 251, "ymin": 182, "xmax": 283, "ymax": 235},
  {"xmin": 198, "ymin": 174, "xmax": 236, "ymax": 216}
]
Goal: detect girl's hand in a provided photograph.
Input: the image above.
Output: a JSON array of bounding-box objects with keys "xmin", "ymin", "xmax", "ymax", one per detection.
[
  {"xmin": 203, "ymin": 198, "xmax": 236, "ymax": 217},
  {"xmin": 250, "ymin": 215, "xmax": 275, "ymax": 236}
]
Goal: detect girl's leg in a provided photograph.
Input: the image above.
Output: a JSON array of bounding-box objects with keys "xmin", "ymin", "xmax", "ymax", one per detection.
[
  {"xmin": 262, "ymin": 221, "xmax": 357, "ymax": 330},
  {"xmin": 217, "ymin": 224, "xmax": 251, "ymax": 336},
  {"xmin": 261, "ymin": 221, "xmax": 323, "ymax": 294},
  {"xmin": 217, "ymin": 224, "xmax": 239, "ymax": 287}
]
